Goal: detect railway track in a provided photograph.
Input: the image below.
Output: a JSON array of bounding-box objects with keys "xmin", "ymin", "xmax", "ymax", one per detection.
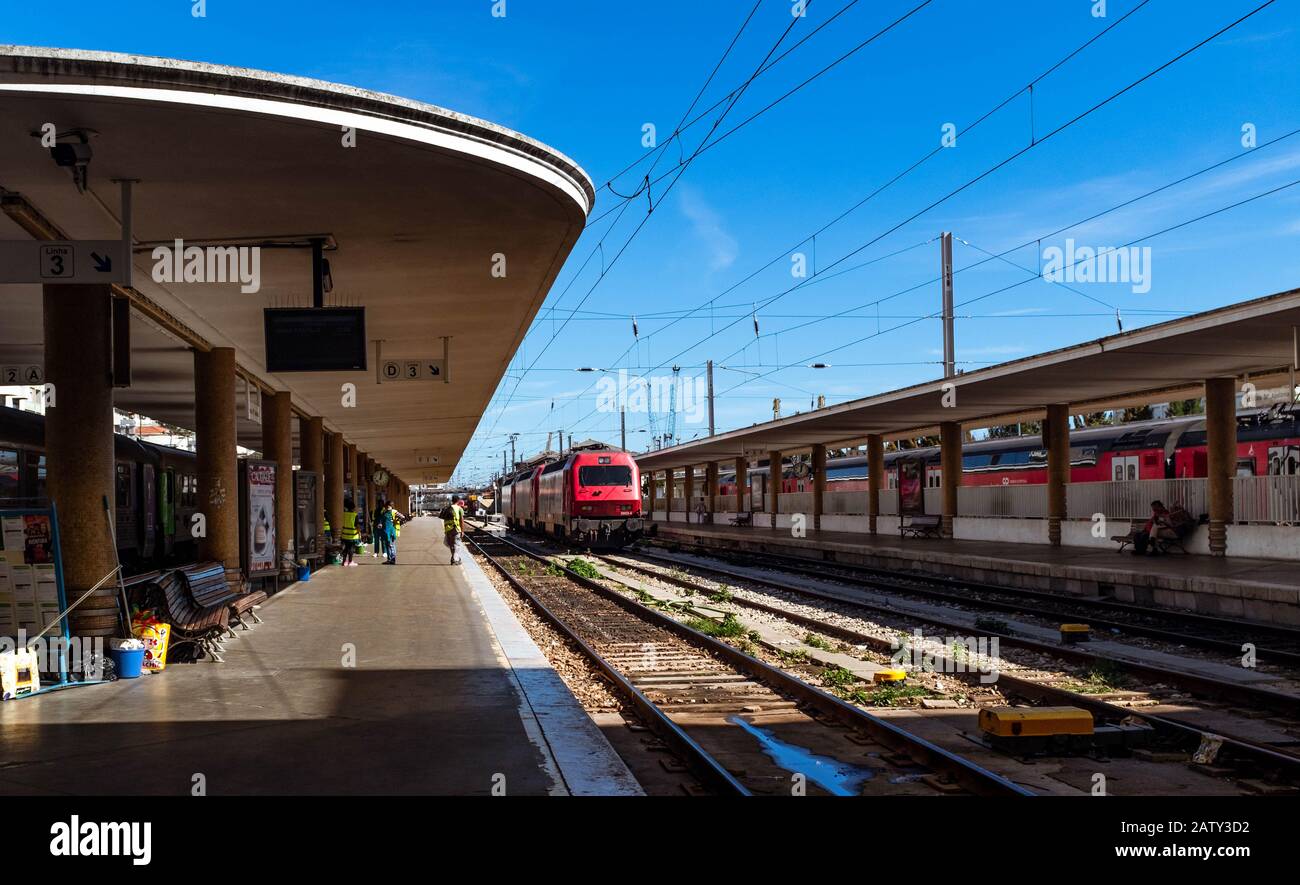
[
  {"xmin": 651, "ymin": 539, "xmax": 1300, "ymax": 668},
  {"xmin": 579, "ymin": 546, "xmax": 1300, "ymax": 792},
  {"xmin": 464, "ymin": 527, "xmax": 1033, "ymax": 797}
]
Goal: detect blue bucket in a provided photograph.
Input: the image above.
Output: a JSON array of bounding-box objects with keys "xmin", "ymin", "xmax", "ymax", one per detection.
[
  {"xmin": 297, "ymin": 565, "xmax": 311, "ymax": 582},
  {"xmin": 110, "ymin": 646, "xmax": 146, "ymax": 679}
]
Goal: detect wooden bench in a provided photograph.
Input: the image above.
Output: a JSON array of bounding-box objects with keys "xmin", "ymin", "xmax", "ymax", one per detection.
[
  {"xmin": 900, "ymin": 514, "xmax": 942, "ymax": 539},
  {"xmin": 152, "ymin": 569, "xmax": 233, "ymax": 662},
  {"xmin": 729, "ymin": 511, "xmax": 754, "ymax": 526},
  {"xmin": 181, "ymin": 563, "xmax": 267, "ymax": 632},
  {"xmin": 1112, "ymin": 517, "xmax": 1198, "ymax": 554}
]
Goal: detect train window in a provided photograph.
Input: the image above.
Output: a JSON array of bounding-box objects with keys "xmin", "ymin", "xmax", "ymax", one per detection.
[
  {"xmin": 34, "ymin": 454, "xmax": 46, "ymax": 499},
  {"xmin": 962, "ymin": 453, "xmax": 994, "ymax": 470},
  {"xmin": 115, "ymin": 464, "xmax": 131, "ymax": 507},
  {"xmin": 0, "ymin": 449, "xmax": 18, "ymax": 498},
  {"xmin": 580, "ymin": 465, "xmax": 633, "ymax": 486}
]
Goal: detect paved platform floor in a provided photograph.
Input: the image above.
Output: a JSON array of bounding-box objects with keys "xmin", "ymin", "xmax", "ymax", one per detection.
[
  {"xmin": 650, "ymin": 518, "xmax": 1300, "ymax": 622},
  {"xmin": 0, "ymin": 519, "xmax": 639, "ymax": 796}
]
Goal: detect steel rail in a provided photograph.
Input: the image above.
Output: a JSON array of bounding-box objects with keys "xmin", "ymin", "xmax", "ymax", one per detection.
[
  {"xmin": 595, "ymin": 551, "xmax": 1300, "ymax": 784},
  {"xmin": 680, "ymin": 543, "xmax": 1300, "ymax": 666},
  {"xmin": 471, "ymin": 526, "xmax": 1034, "ymax": 797}
]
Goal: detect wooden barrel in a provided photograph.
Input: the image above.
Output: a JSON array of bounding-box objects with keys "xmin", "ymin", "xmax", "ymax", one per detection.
[{"xmin": 69, "ymin": 586, "xmax": 123, "ymax": 637}]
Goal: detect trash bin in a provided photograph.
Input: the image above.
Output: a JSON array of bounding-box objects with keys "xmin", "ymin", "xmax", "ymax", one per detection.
[
  {"xmin": 108, "ymin": 646, "xmax": 145, "ymax": 679},
  {"xmin": 297, "ymin": 565, "xmax": 311, "ymax": 582}
]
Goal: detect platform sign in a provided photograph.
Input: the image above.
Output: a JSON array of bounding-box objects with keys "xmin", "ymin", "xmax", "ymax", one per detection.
[
  {"xmin": 0, "ymin": 240, "xmax": 129, "ymax": 285},
  {"xmin": 414, "ymin": 455, "xmax": 440, "ymax": 465},
  {"xmin": 0, "ymin": 365, "xmax": 43, "ymax": 385},
  {"xmin": 378, "ymin": 358, "xmax": 445, "ymax": 383}
]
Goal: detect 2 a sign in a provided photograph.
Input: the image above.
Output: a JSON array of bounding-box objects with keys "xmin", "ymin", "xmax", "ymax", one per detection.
[{"xmin": 1, "ymin": 365, "xmax": 44, "ymax": 384}]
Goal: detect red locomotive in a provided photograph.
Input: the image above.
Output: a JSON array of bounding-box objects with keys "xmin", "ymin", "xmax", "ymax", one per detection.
[
  {"xmin": 717, "ymin": 407, "xmax": 1300, "ymax": 495},
  {"xmin": 503, "ymin": 446, "xmax": 642, "ymax": 547}
]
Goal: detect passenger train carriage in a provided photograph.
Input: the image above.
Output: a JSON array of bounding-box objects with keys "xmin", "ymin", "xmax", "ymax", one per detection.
[
  {"xmin": 1, "ymin": 406, "xmax": 202, "ymax": 573},
  {"xmin": 716, "ymin": 407, "xmax": 1300, "ymax": 496},
  {"xmin": 504, "ymin": 446, "xmax": 642, "ymax": 547}
]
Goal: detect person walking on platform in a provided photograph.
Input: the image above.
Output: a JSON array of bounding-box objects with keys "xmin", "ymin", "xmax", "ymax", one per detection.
[
  {"xmin": 440, "ymin": 496, "xmax": 464, "ymax": 565},
  {"xmin": 372, "ymin": 498, "xmax": 387, "ymax": 559},
  {"xmin": 380, "ymin": 500, "xmax": 406, "ymax": 565},
  {"xmin": 340, "ymin": 497, "xmax": 360, "ymax": 567}
]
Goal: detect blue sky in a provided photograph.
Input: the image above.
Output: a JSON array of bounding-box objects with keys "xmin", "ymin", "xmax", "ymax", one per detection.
[{"xmin": 8, "ymin": 0, "xmax": 1299, "ymax": 484}]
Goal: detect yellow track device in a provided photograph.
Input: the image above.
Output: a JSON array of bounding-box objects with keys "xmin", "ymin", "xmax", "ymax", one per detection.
[
  {"xmin": 1059, "ymin": 623, "xmax": 1092, "ymax": 644},
  {"xmin": 1, "ymin": 649, "xmax": 41, "ymax": 700},
  {"xmin": 979, "ymin": 706, "xmax": 1094, "ymax": 738},
  {"xmin": 872, "ymin": 668, "xmax": 907, "ymax": 684}
]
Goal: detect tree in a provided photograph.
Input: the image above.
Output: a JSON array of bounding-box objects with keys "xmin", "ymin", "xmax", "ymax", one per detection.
[
  {"xmin": 1167, "ymin": 398, "xmax": 1204, "ymax": 416},
  {"xmin": 985, "ymin": 421, "xmax": 1041, "ymax": 439}
]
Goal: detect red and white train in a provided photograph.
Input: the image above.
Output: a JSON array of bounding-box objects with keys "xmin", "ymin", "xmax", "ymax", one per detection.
[
  {"xmin": 501, "ymin": 446, "xmax": 643, "ymax": 547},
  {"xmin": 716, "ymin": 406, "xmax": 1300, "ymax": 496}
]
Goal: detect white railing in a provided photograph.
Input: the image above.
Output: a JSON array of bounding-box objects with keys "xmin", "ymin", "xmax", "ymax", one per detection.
[
  {"xmin": 1066, "ymin": 478, "xmax": 1207, "ymax": 522},
  {"xmin": 655, "ymin": 476, "xmax": 1300, "ymax": 525},
  {"xmin": 958, "ymin": 484, "xmax": 1049, "ymax": 519},
  {"xmin": 1234, "ymin": 475, "xmax": 1300, "ymax": 525},
  {"xmin": 824, "ymin": 490, "xmax": 868, "ymax": 514},
  {"xmin": 879, "ymin": 489, "xmax": 899, "ymax": 515}
]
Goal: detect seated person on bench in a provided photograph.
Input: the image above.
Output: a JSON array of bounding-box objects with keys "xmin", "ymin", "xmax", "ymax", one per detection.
[{"xmin": 1131, "ymin": 500, "xmax": 1177, "ymax": 555}]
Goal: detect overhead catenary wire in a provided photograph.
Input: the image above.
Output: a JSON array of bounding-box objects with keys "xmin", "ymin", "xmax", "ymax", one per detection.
[
  {"xmin": 711, "ymin": 173, "xmax": 1300, "ymax": 405},
  {"xmin": 477, "ymin": 3, "xmax": 813, "ymax": 451},
  {"xmin": 528, "ymin": 0, "xmax": 1164, "ymax": 429}
]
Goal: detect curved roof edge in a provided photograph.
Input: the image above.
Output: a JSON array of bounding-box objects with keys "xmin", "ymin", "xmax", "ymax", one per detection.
[{"xmin": 0, "ymin": 44, "xmax": 596, "ymax": 215}]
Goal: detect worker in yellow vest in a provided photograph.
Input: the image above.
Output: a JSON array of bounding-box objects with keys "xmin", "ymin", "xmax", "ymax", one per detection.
[{"xmin": 340, "ymin": 497, "xmax": 360, "ymax": 567}]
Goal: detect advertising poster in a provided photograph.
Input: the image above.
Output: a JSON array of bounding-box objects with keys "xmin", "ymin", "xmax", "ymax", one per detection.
[
  {"xmin": 245, "ymin": 461, "xmax": 277, "ymax": 577},
  {"xmin": 23, "ymin": 514, "xmax": 53, "ymax": 564},
  {"xmin": 296, "ymin": 470, "xmax": 319, "ymax": 557},
  {"xmin": 898, "ymin": 456, "xmax": 926, "ymax": 517}
]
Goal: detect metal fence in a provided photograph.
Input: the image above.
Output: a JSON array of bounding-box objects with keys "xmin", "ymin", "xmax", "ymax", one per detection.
[
  {"xmin": 651, "ymin": 476, "xmax": 1300, "ymax": 525},
  {"xmin": 958, "ymin": 484, "xmax": 1049, "ymax": 519},
  {"xmin": 1066, "ymin": 477, "xmax": 1207, "ymax": 522},
  {"xmin": 1234, "ymin": 475, "xmax": 1300, "ymax": 525}
]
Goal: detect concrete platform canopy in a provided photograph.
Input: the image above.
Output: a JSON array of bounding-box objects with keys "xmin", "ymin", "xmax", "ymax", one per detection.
[
  {"xmin": 636, "ymin": 287, "xmax": 1300, "ymax": 470},
  {"xmin": 0, "ymin": 45, "xmax": 594, "ymax": 483}
]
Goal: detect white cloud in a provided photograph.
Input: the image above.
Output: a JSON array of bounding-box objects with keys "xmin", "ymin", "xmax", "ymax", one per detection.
[{"xmin": 678, "ymin": 186, "xmax": 738, "ymax": 272}]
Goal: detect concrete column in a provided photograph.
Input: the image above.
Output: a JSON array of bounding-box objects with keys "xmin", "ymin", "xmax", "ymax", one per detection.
[
  {"xmin": 867, "ymin": 434, "xmax": 884, "ymax": 535},
  {"xmin": 326, "ymin": 431, "xmax": 344, "ymax": 542},
  {"xmin": 684, "ymin": 464, "xmax": 695, "ymax": 523},
  {"xmin": 343, "ymin": 442, "xmax": 355, "ymax": 499},
  {"xmin": 1205, "ymin": 377, "xmax": 1236, "ymax": 556},
  {"xmin": 812, "ymin": 444, "xmax": 827, "ymax": 532},
  {"xmin": 705, "ymin": 462, "xmax": 719, "ymax": 520},
  {"xmin": 768, "ymin": 450, "xmax": 782, "ymax": 531},
  {"xmin": 195, "ymin": 347, "xmax": 239, "ymax": 568},
  {"xmin": 735, "ymin": 457, "xmax": 748, "ymax": 515},
  {"xmin": 261, "ymin": 389, "xmax": 294, "ymax": 571},
  {"xmin": 939, "ymin": 422, "xmax": 961, "ymax": 538},
  {"xmin": 302, "ymin": 417, "xmax": 325, "ymax": 551},
  {"xmin": 1045, "ymin": 404, "xmax": 1070, "ymax": 547},
  {"xmin": 647, "ymin": 469, "xmax": 657, "ymax": 516},
  {"xmin": 664, "ymin": 468, "xmax": 675, "ymax": 523},
  {"xmin": 44, "ymin": 284, "xmax": 118, "ymax": 636}
]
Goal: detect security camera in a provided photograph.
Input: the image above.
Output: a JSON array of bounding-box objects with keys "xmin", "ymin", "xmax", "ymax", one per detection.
[{"xmin": 50, "ymin": 141, "xmax": 92, "ymax": 168}]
